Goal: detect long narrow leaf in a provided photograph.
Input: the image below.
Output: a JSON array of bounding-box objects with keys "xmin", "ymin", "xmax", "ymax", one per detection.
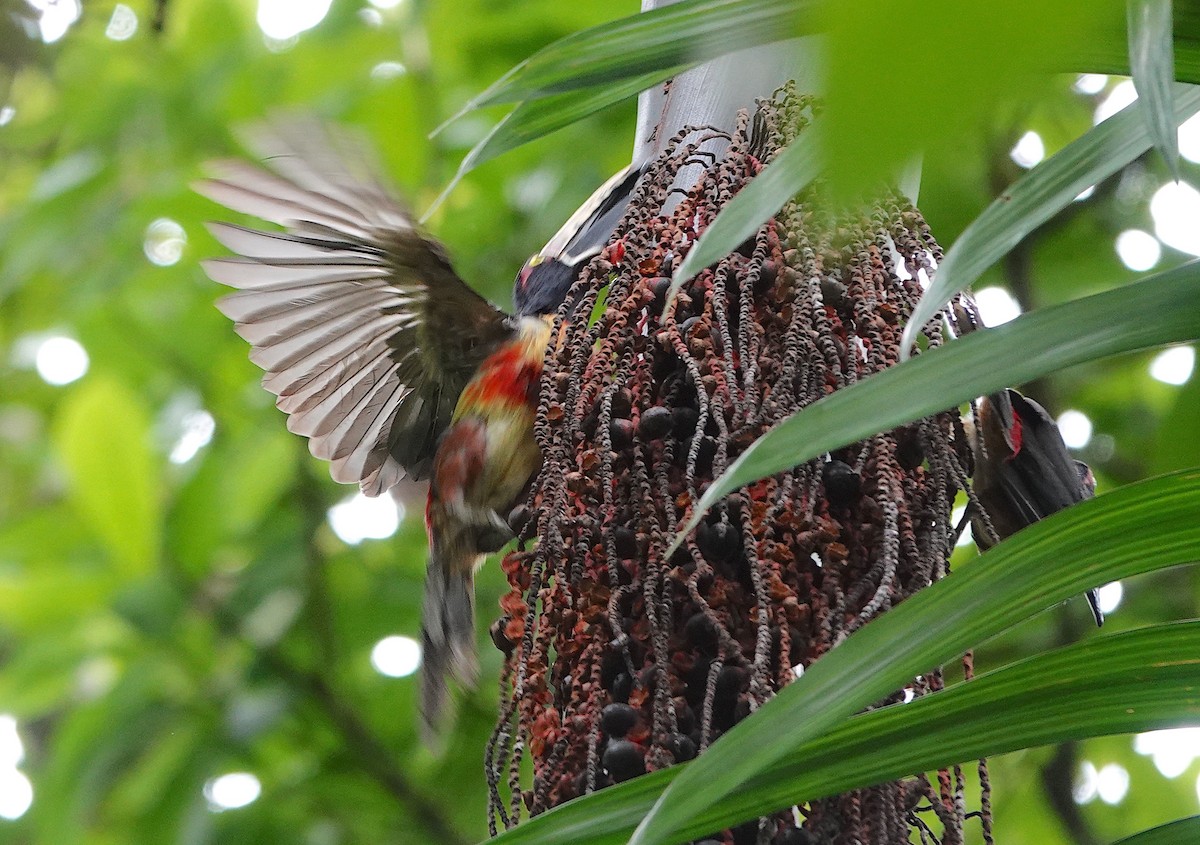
[
  {"xmin": 533, "ymin": 620, "xmax": 1200, "ymax": 845},
  {"xmin": 629, "ymin": 469, "xmax": 1200, "ymax": 845},
  {"xmin": 491, "ymin": 474, "xmax": 1200, "ymax": 844},
  {"xmin": 900, "ymin": 83, "xmax": 1200, "ymax": 356},
  {"xmin": 438, "ymin": 9, "xmax": 1200, "ymax": 177},
  {"xmin": 666, "ymin": 124, "xmax": 823, "ymax": 306},
  {"xmin": 675, "ymin": 621, "xmax": 1200, "ymax": 840},
  {"xmin": 671, "ymin": 259, "xmax": 1200, "ymax": 555},
  {"xmin": 455, "ymin": 0, "xmax": 811, "ymax": 114},
  {"xmin": 1113, "ymin": 817, "xmax": 1200, "ymax": 845},
  {"xmin": 1128, "ymin": 0, "xmax": 1180, "ymax": 177},
  {"xmin": 425, "ymin": 71, "xmax": 671, "ymax": 217}
]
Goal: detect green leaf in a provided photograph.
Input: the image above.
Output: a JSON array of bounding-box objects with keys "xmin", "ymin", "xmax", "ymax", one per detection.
[
  {"xmin": 667, "ymin": 125, "xmax": 823, "ymax": 306},
  {"xmin": 488, "ymin": 620, "xmax": 1200, "ymax": 844},
  {"xmin": 450, "ymin": 0, "xmax": 811, "ymax": 114},
  {"xmin": 426, "ymin": 71, "xmax": 671, "ymax": 214},
  {"xmin": 53, "ymin": 377, "xmax": 162, "ymax": 575},
  {"xmin": 672, "ymin": 259, "xmax": 1200, "ymax": 555},
  {"xmin": 1128, "ymin": 0, "xmax": 1181, "ymax": 177},
  {"xmin": 900, "ymin": 83, "xmax": 1200, "ymax": 356},
  {"xmin": 630, "ymin": 469, "xmax": 1200, "ymax": 845},
  {"xmin": 1113, "ymin": 817, "xmax": 1200, "ymax": 845}
]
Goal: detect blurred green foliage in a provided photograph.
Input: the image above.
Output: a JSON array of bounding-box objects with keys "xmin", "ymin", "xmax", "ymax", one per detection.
[{"xmin": 0, "ymin": 1, "xmax": 1198, "ymax": 844}]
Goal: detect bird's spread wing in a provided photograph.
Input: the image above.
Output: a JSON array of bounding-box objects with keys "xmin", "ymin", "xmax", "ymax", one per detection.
[{"xmin": 197, "ymin": 117, "xmax": 513, "ymax": 494}]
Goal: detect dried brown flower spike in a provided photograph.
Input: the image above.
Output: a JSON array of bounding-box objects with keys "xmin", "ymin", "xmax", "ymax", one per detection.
[{"xmin": 487, "ymin": 89, "xmax": 992, "ymax": 845}]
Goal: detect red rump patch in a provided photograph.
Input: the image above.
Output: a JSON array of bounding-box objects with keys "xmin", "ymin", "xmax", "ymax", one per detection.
[
  {"xmin": 1009, "ymin": 412, "xmax": 1024, "ymax": 455},
  {"xmin": 431, "ymin": 419, "xmax": 488, "ymax": 506}
]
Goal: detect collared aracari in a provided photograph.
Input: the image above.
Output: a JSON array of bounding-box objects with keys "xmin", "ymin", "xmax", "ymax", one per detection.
[{"xmin": 196, "ymin": 116, "xmax": 641, "ymax": 739}]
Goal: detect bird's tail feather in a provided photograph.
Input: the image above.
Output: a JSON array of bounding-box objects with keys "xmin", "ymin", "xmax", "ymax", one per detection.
[{"xmin": 420, "ymin": 550, "xmax": 482, "ymax": 745}]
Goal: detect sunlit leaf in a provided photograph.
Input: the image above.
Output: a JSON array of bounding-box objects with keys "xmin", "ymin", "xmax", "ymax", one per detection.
[
  {"xmin": 53, "ymin": 377, "xmax": 161, "ymax": 575},
  {"xmin": 901, "ymin": 84, "xmax": 1200, "ymax": 356},
  {"xmin": 1127, "ymin": 0, "xmax": 1180, "ymax": 176}
]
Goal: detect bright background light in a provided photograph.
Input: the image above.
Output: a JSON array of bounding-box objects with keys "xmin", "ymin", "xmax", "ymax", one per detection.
[
  {"xmin": 1073, "ymin": 74, "xmax": 1109, "ymax": 95},
  {"xmin": 1149, "ymin": 346, "xmax": 1195, "ymax": 386},
  {"xmin": 28, "ymin": 0, "xmax": 80, "ymax": 43},
  {"xmin": 1151, "ymin": 182, "xmax": 1200, "ymax": 256},
  {"xmin": 1136, "ymin": 728, "xmax": 1200, "ymax": 779},
  {"xmin": 169, "ymin": 410, "xmax": 216, "ymax": 464},
  {"xmin": 0, "ymin": 769, "xmax": 33, "ymax": 820},
  {"xmin": 1056, "ymin": 410, "xmax": 1093, "ymax": 449},
  {"xmin": 1095, "ymin": 762, "xmax": 1130, "ymax": 805},
  {"xmin": 143, "ymin": 218, "xmax": 187, "ymax": 267},
  {"xmin": 105, "ymin": 4, "xmax": 138, "ymax": 40},
  {"xmin": 1010, "ymin": 131, "xmax": 1045, "ymax": 169},
  {"xmin": 35, "ymin": 336, "xmax": 89, "ymax": 385},
  {"xmin": 1094, "ymin": 79, "xmax": 1137, "ymax": 125},
  {"xmin": 973, "ymin": 286, "xmax": 1021, "ymax": 326},
  {"xmin": 1180, "ymin": 112, "xmax": 1200, "ymax": 164},
  {"xmin": 1074, "ymin": 760, "xmax": 1099, "ymax": 804},
  {"xmin": 1096, "ymin": 581, "xmax": 1124, "ymax": 615},
  {"xmin": 1114, "ymin": 229, "xmax": 1161, "ymax": 271},
  {"xmin": 204, "ymin": 772, "xmax": 262, "ymax": 811},
  {"xmin": 257, "ymin": 0, "xmax": 332, "ymax": 40},
  {"xmin": 327, "ymin": 493, "xmax": 403, "ymax": 545},
  {"xmin": 0, "ymin": 716, "xmax": 23, "ymax": 769},
  {"xmin": 370, "ymin": 635, "xmax": 422, "ymax": 678}
]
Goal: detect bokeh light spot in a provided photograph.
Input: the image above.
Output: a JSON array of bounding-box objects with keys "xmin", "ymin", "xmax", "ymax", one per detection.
[
  {"xmin": 327, "ymin": 493, "xmax": 402, "ymax": 544},
  {"xmin": 35, "ymin": 336, "xmax": 88, "ymax": 385},
  {"xmin": 1094, "ymin": 79, "xmax": 1137, "ymax": 125},
  {"xmin": 0, "ymin": 769, "xmax": 33, "ymax": 820},
  {"xmin": 370, "ymin": 61, "xmax": 407, "ymax": 81},
  {"xmin": 1096, "ymin": 582, "xmax": 1123, "ymax": 615},
  {"xmin": 204, "ymin": 772, "xmax": 262, "ymax": 811},
  {"xmin": 169, "ymin": 410, "xmax": 216, "ymax": 464},
  {"xmin": 1180, "ymin": 112, "xmax": 1200, "ymax": 164},
  {"xmin": 105, "ymin": 4, "xmax": 137, "ymax": 40},
  {"xmin": 1096, "ymin": 763, "xmax": 1130, "ymax": 805},
  {"xmin": 143, "ymin": 218, "xmax": 187, "ymax": 266},
  {"xmin": 1114, "ymin": 229, "xmax": 1161, "ymax": 271},
  {"xmin": 1056, "ymin": 410, "xmax": 1092, "ymax": 449},
  {"xmin": 973, "ymin": 287, "xmax": 1021, "ymax": 326},
  {"xmin": 1074, "ymin": 761, "xmax": 1098, "ymax": 804},
  {"xmin": 370, "ymin": 635, "xmax": 422, "ymax": 678},
  {"xmin": 29, "ymin": 0, "xmax": 80, "ymax": 43},
  {"xmin": 1010, "ymin": 131, "xmax": 1045, "ymax": 169},
  {"xmin": 0, "ymin": 717, "xmax": 23, "ymax": 769},
  {"xmin": 1073, "ymin": 74, "xmax": 1108, "ymax": 95},
  {"xmin": 1151, "ymin": 181, "xmax": 1200, "ymax": 256},
  {"xmin": 1149, "ymin": 346, "xmax": 1195, "ymax": 386},
  {"xmin": 257, "ymin": 0, "xmax": 332, "ymax": 40}
]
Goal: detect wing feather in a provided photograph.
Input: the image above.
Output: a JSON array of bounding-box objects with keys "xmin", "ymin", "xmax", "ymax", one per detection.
[{"xmin": 197, "ymin": 116, "xmax": 513, "ymax": 491}]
